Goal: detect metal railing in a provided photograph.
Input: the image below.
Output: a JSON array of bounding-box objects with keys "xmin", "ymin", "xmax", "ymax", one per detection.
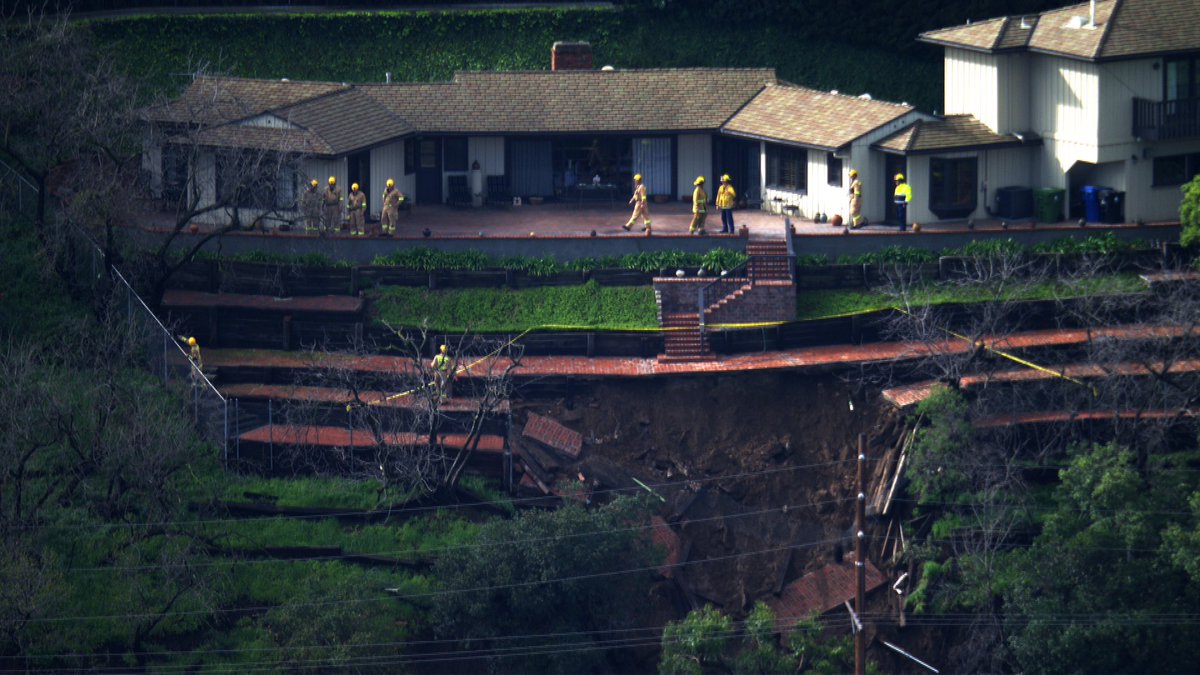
[
  {"xmin": 63, "ymin": 225, "xmax": 233, "ymax": 464},
  {"xmin": 1133, "ymin": 97, "xmax": 1200, "ymax": 141}
]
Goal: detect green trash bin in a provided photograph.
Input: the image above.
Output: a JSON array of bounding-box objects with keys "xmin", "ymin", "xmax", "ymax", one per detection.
[{"xmin": 1034, "ymin": 188, "xmax": 1065, "ymax": 223}]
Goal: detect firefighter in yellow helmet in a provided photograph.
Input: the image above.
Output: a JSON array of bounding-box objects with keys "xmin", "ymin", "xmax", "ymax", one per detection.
[
  {"xmin": 716, "ymin": 174, "xmax": 737, "ymax": 233},
  {"xmin": 176, "ymin": 335, "xmax": 203, "ymax": 381},
  {"xmin": 347, "ymin": 182, "xmax": 367, "ymax": 236},
  {"xmin": 380, "ymin": 178, "xmax": 404, "ymax": 236},
  {"xmin": 431, "ymin": 344, "xmax": 454, "ymax": 400},
  {"xmin": 893, "ymin": 173, "xmax": 912, "ymax": 231},
  {"xmin": 848, "ymin": 169, "xmax": 864, "ymax": 229},
  {"xmin": 689, "ymin": 176, "xmax": 708, "ymax": 235},
  {"xmin": 301, "ymin": 179, "xmax": 321, "ymax": 232},
  {"xmin": 623, "ymin": 173, "xmax": 651, "ymax": 234},
  {"xmin": 321, "ymin": 176, "xmax": 343, "ymax": 235}
]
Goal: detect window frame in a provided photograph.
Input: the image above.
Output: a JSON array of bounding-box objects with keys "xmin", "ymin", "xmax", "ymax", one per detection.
[
  {"xmin": 443, "ymin": 136, "xmax": 469, "ymax": 172},
  {"xmin": 766, "ymin": 143, "xmax": 808, "ymax": 193},
  {"xmin": 1164, "ymin": 55, "xmax": 1200, "ymax": 101},
  {"xmin": 826, "ymin": 152, "xmax": 843, "ymax": 187},
  {"xmin": 1152, "ymin": 152, "xmax": 1200, "ymax": 187},
  {"xmin": 928, "ymin": 156, "xmax": 978, "ymax": 219}
]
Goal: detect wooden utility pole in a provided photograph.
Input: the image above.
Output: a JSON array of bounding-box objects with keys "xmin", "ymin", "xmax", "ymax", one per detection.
[{"xmin": 855, "ymin": 433, "xmax": 867, "ymax": 675}]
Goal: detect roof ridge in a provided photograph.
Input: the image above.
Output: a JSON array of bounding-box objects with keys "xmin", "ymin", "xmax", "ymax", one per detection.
[
  {"xmin": 767, "ymin": 82, "xmax": 914, "ymax": 110},
  {"xmin": 1093, "ymin": 0, "xmax": 1124, "ymax": 59},
  {"xmin": 195, "ymin": 74, "xmax": 352, "ymax": 88}
]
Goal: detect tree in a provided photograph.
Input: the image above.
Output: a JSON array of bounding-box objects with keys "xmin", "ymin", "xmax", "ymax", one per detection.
[
  {"xmin": 429, "ymin": 498, "xmax": 655, "ymax": 673},
  {"xmin": 659, "ymin": 605, "xmax": 732, "ymax": 675},
  {"xmin": 1181, "ymin": 174, "xmax": 1200, "ymax": 249}
]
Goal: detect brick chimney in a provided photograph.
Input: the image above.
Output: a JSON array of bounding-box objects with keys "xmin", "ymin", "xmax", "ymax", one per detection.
[{"xmin": 551, "ymin": 41, "xmax": 594, "ymax": 71}]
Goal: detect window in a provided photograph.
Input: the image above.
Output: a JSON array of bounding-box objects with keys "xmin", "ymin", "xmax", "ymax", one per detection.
[
  {"xmin": 161, "ymin": 143, "xmax": 188, "ymax": 203},
  {"xmin": 1165, "ymin": 56, "xmax": 1200, "ymax": 101},
  {"xmin": 215, "ymin": 150, "xmax": 296, "ymax": 210},
  {"xmin": 420, "ymin": 140, "xmax": 438, "ymax": 169},
  {"xmin": 929, "ymin": 157, "xmax": 977, "ymax": 219},
  {"xmin": 1153, "ymin": 153, "xmax": 1200, "ymax": 186},
  {"xmin": 404, "ymin": 138, "xmax": 415, "ymax": 175},
  {"xmin": 443, "ymin": 137, "xmax": 468, "ymax": 172},
  {"xmin": 827, "ymin": 153, "xmax": 843, "ymax": 187},
  {"xmin": 766, "ymin": 144, "xmax": 807, "ymax": 192}
]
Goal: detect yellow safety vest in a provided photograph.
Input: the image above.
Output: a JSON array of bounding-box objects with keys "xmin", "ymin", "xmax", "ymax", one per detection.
[
  {"xmin": 894, "ymin": 183, "xmax": 912, "ymax": 203},
  {"xmin": 716, "ymin": 184, "xmax": 737, "ymax": 209}
]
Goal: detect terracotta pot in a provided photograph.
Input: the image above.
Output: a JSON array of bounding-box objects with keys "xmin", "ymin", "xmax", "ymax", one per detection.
[{"xmin": 188, "ymin": 223, "xmax": 199, "ymax": 234}]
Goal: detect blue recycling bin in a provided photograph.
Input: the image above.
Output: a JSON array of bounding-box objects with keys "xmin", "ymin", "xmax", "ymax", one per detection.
[{"xmin": 1080, "ymin": 185, "xmax": 1109, "ymax": 223}]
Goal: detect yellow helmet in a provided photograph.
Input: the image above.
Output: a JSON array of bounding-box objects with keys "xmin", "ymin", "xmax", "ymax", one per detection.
[
  {"xmin": 633, "ymin": 173, "xmax": 642, "ymax": 182},
  {"xmin": 187, "ymin": 337, "xmax": 197, "ymax": 347},
  {"xmin": 894, "ymin": 173, "xmax": 905, "ymax": 181},
  {"xmin": 694, "ymin": 176, "xmax": 705, "ymax": 185},
  {"xmin": 721, "ymin": 174, "xmax": 731, "ymax": 182},
  {"xmin": 849, "ymin": 169, "xmax": 858, "ymax": 177},
  {"xmin": 328, "ymin": 176, "xmax": 336, "ymax": 185},
  {"xmin": 439, "ymin": 344, "xmax": 448, "ymax": 353},
  {"xmin": 310, "ymin": 179, "xmax": 318, "ymax": 187},
  {"xmin": 351, "ymin": 183, "xmax": 359, "ymax": 191},
  {"xmin": 386, "ymin": 178, "xmax": 394, "ymax": 188}
]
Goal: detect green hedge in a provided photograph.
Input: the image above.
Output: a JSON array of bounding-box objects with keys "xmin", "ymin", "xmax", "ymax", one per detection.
[
  {"xmin": 87, "ymin": 8, "xmax": 943, "ymax": 110},
  {"xmin": 371, "ymin": 281, "xmax": 658, "ymax": 332}
]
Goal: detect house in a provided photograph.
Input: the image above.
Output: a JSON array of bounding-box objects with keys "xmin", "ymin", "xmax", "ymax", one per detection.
[
  {"xmin": 915, "ymin": 0, "xmax": 1200, "ymax": 223},
  {"xmin": 143, "ymin": 42, "xmax": 928, "ymax": 226}
]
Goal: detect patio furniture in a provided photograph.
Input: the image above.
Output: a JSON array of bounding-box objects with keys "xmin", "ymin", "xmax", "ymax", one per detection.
[
  {"xmin": 575, "ymin": 182, "xmax": 618, "ymax": 208},
  {"xmin": 447, "ymin": 175, "xmax": 471, "ymax": 208},
  {"xmin": 486, "ymin": 175, "xmax": 512, "ymax": 207}
]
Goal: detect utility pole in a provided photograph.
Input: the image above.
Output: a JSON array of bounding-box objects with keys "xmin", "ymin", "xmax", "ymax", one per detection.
[{"xmin": 855, "ymin": 433, "xmax": 867, "ymax": 675}]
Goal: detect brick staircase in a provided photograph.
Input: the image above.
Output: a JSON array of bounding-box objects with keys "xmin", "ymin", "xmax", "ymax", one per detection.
[{"xmin": 655, "ymin": 236, "xmax": 796, "ymax": 363}]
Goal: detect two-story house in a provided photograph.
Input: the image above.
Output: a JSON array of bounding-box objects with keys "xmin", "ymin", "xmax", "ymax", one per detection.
[{"xmin": 915, "ymin": 0, "xmax": 1200, "ymax": 223}]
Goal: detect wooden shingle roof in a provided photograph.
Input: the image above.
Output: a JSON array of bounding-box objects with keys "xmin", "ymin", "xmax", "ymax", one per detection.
[
  {"xmin": 874, "ymin": 114, "xmax": 1037, "ymax": 154},
  {"xmin": 722, "ymin": 84, "xmax": 915, "ymax": 150},
  {"xmin": 146, "ymin": 76, "xmax": 350, "ymax": 126},
  {"xmin": 920, "ymin": 0, "xmax": 1200, "ymax": 61},
  {"xmin": 363, "ymin": 68, "xmax": 777, "ymax": 134},
  {"xmin": 279, "ymin": 88, "xmax": 412, "ymax": 155},
  {"xmin": 190, "ymin": 124, "xmax": 331, "ymax": 154}
]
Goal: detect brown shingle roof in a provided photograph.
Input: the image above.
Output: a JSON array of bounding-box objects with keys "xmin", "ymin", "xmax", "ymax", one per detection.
[
  {"xmin": 874, "ymin": 114, "xmax": 1036, "ymax": 154},
  {"xmin": 146, "ymin": 76, "xmax": 349, "ymax": 126},
  {"xmin": 279, "ymin": 88, "xmax": 412, "ymax": 155},
  {"xmin": 189, "ymin": 124, "xmax": 332, "ymax": 155},
  {"xmin": 763, "ymin": 553, "xmax": 887, "ymax": 629},
  {"xmin": 921, "ymin": 0, "xmax": 1199, "ymax": 61},
  {"xmin": 361, "ymin": 68, "xmax": 777, "ymax": 133},
  {"xmin": 722, "ymin": 84, "xmax": 915, "ymax": 150}
]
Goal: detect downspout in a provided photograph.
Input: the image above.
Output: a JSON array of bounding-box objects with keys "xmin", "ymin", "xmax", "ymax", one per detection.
[{"xmin": 982, "ymin": 149, "xmax": 994, "ymax": 217}]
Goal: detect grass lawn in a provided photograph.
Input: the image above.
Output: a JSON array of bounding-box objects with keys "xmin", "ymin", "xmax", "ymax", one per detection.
[
  {"xmin": 795, "ymin": 273, "xmax": 1149, "ymax": 321},
  {"xmin": 371, "ymin": 281, "xmax": 658, "ymax": 333}
]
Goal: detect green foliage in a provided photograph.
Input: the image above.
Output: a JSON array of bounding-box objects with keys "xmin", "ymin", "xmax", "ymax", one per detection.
[
  {"xmin": 430, "ymin": 497, "xmax": 656, "ymax": 673},
  {"xmin": 371, "ymin": 281, "xmax": 658, "ymax": 332},
  {"xmin": 1031, "ymin": 232, "xmax": 1135, "ymax": 255},
  {"xmin": 794, "ymin": 253, "xmax": 831, "ymax": 267},
  {"xmin": 857, "ymin": 245, "xmax": 938, "ymax": 266},
  {"xmin": 660, "ymin": 605, "xmax": 733, "ymax": 675},
  {"xmin": 947, "ymin": 237, "xmax": 1025, "ymax": 257},
  {"xmin": 700, "ymin": 247, "xmax": 749, "ymax": 274},
  {"xmin": 732, "ymin": 603, "xmax": 798, "ymax": 674},
  {"xmin": 1181, "ymin": 175, "xmax": 1200, "ymax": 248},
  {"xmin": 909, "ymin": 385, "xmax": 973, "ymax": 505}
]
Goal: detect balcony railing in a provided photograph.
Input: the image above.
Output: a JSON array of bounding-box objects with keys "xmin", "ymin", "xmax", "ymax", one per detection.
[{"xmin": 1133, "ymin": 97, "xmax": 1200, "ymax": 141}]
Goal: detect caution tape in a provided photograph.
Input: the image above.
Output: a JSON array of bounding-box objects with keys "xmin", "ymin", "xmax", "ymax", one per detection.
[{"xmin": 892, "ymin": 306, "xmax": 1098, "ymax": 395}]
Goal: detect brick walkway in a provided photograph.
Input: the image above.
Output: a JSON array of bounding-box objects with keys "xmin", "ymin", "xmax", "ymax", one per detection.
[
  {"xmin": 976, "ymin": 409, "xmax": 1192, "ymax": 428},
  {"xmin": 221, "ymin": 383, "xmax": 509, "ymax": 412},
  {"xmin": 237, "ymin": 424, "xmax": 507, "ymax": 452},
  {"xmin": 204, "ymin": 324, "xmax": 1193, "ymax": 380}
]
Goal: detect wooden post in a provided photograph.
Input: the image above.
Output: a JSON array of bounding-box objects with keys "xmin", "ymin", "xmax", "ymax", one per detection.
[{"xmin": 855, "ymin": 433, "xmax": 866, "ymax": 675}]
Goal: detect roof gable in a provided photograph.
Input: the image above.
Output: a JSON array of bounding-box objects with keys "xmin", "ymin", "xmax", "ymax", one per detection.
[
  {"xmin": 722, "ymin": 84, "xmax": 915, "ymax": 150},
  {"xmin": 874, "ymin": 114, "xmax": 1038, "ymax": 154},
  {"xmin": 147, "ymin": 76, "xmax": 349, "ymax": 126}
]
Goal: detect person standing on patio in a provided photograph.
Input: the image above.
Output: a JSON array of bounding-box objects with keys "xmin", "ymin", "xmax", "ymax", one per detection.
[
  {"xmin": 623, "ymin": 173, "xmax": 652, "ymax": 234},
  {"xmin": 347, "ymin": 183, "xmax": 367, "ymax": 236},
  {"xmin": 321, "ymin": 176, "xmax": 343, "ymax": 235},
  {"xmin": 380, "ymin": 178, "xmax": 403, "ymax": 236},
  {"xmin": 716, "ymin": 174, "xmax": 736, "ymax": 233},
  {"xmin": 302, "ymin": 179, "xmax": 321, "ymax": 232},
  {"xmin": 893, "ymin": 173, "xmax": 912, "ymax": 231},
  {"xmin": 689, "ymin": 176, "xmax": 708, "ymax": 235},
  {"xmin": 848, "ymin": 169, "xmax": 864, "ymax": 229}
]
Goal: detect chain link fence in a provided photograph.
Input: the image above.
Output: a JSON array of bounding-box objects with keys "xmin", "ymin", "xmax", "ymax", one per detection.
[{"xmin": 62, "ymin": 225, "xmax": 235, "ymax": 465}]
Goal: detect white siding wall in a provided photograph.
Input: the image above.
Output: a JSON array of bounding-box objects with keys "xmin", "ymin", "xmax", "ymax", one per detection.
[
  {"xmin": 468, "ymin": 136, "xmax": 505, "ymax": 177},
  {"xmin": 1128, "ymin": 138, "xmax": 1200, "ymax": 222},
  {"xmin": 1031, "ymin": 54, "xmax": 1100, "ymax": 165},
  {"xmin": 902, "ymin": 147, "xmax": 1036, "ymax": 224},
  {"xmin": 143, "ymin": 134, "xmax": 162, "ymax": 194},
  {"xmin": 369, "ymin": 141, "xmax": 408, "ymax": 218},
  {"xmin": 996, "ymin": 53, "xmax": 1031, "ymax": 134},
  {"xmin": 945, "ymin": 48, "xmax": 1000, "ymax": 131},
  {"xmin": 677, "ymin": 134, "xmax": 712, "ymax": 199},
  {"xmin": 1098, "ymin": 59, "xmax": 1159, "ymax": 151},
  {"xmin": 302, "ymin": 158, "xmax": 347, "ymax": 195}
]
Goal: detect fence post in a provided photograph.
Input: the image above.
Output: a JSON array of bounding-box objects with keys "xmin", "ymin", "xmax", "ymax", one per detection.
[
  {"xmin": 268, "ymin": 399, "xmax": 274, "ymax": 473},
  {"xmin": 223, "ymin": 399, "xmax": 229, "ymax": 468}
]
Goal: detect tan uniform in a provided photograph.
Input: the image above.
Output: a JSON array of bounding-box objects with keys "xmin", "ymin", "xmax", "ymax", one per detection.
[
  {"xmin": 689, "ymin": 186, "xmax": 708, "ymax": 234},
  {"xmin": 347, "ymin": 190, "xmax": 367, "ymax": 235},
  {"xmin": 380, "ymin": 186, "xmax": 403, "ymax": 234},
  {"xmin": 321, "ymin": 186, "xmax": 343, "ymax": 233},
  {"xmin": 301, "ymin": 186, "xmax": 321, "ymax": 231},
  {"xmin": 849, "ymin": 178, "xmax": 863, "ymax": 228},
  {"xmin": 624, "ymin": 182, "xmax": 651, "ymax": 232}
]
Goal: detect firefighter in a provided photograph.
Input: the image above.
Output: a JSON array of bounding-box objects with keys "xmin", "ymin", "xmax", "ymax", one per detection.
[
  {"xmin": 893, "ymin": 173, "xmax": 912, "ymax": 231},
  {"xmin": 623, "ymin": 173, "xmax": 652, "ymax": 234},
  {"xmin": 380, "ymin": 178, "xmax": 404, "ymax": 235},
  {"xmin": 301, "ymin": 179, "xmax": 321, "ymax": 232},
  {"xmin": 689, "ymin": 176, "xmax": 708, "ymax": 235},
  {"xmin": 716, "ymin": 174, "xmax": 737, "ymax": 234},
  {"xmin": 347, "ymin": 183, "xmax": 367, "ymax": 236},
  {"xmin": 176, "ymin": 336, "xmax": 203, "ymax": 381},
  {"xmin": 848, "ymin": 169, "xmax": 864, "ymax": 229},
  {"xmin": 321, "ymin": 176, "xmax": 343, "ymax": 234},
  {"xmin": 431, "ymin": 344, "xmax": 454, "ymax": 400}
]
